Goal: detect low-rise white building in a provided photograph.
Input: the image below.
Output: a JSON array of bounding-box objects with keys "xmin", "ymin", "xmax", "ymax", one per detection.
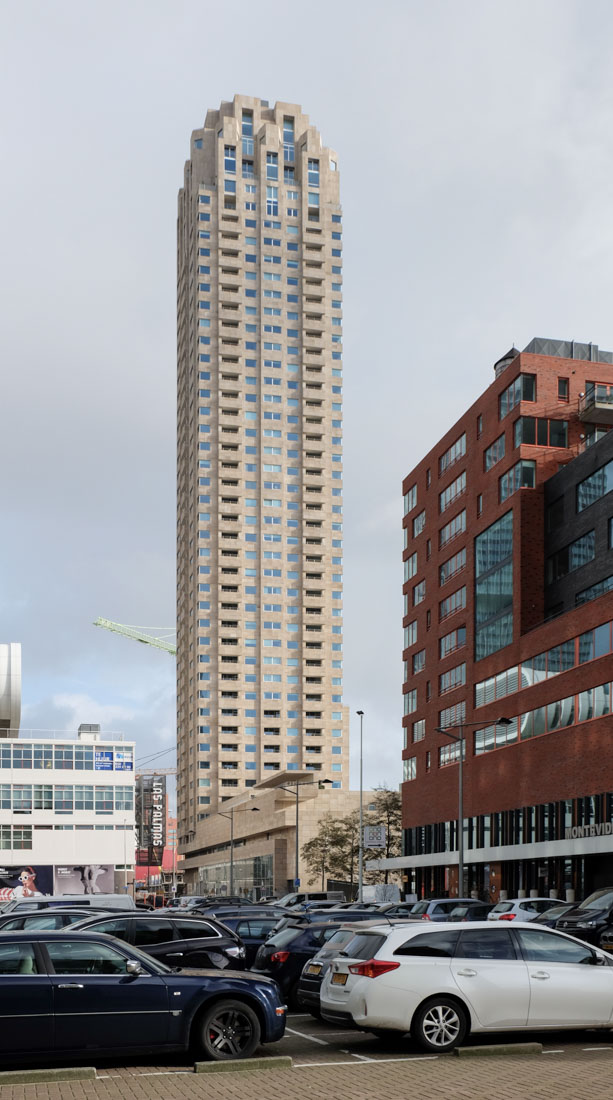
[{"xmin": 0, "ymin": 724, "xmax": 135, "ymax": 898}]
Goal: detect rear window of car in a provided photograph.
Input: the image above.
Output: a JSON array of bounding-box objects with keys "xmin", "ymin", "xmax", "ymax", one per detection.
[
  {"xmin": 133, "ymin": 918, "xmax": 174, "ymax": 946},
  {"xmin": 342, "ymin": 932, "xmax": 387, "ymax": 959},
  {"xmin": 491, "ymin": 902, "xmax": 513, "ymax": 913},
  {"xmin": 175, "ymin": 920, "xmax": 220, "ymax": 939},
  {"xmin": 410, "ymin": 902, "xmax": 429, "ymax": 915},
  {"xmin": 457, "ymin": 928, "xmax": 516, "ymax": 960},
  {"xmin": 266, "ymin": 927, "xmax": 305, "ymax": 949},
  {"xmin": 394, "ymin": 930, "xmax": 459, "ymax": 957}
]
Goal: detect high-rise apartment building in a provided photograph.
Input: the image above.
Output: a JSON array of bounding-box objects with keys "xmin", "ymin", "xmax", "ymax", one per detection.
[
  {"xmin": 176, "ymin": 96, "xmax": 348, "ymax": 872},
  {"xmin": 394, "ymin": 338, "xmax": 613, "ymax": 902}
]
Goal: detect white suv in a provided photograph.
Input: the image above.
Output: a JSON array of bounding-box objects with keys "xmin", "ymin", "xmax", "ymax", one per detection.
[
  {"xmin": 319, "ymin": 920, "xmax": 613, "ymax": 1052},
  {"xmin": 487, "ymin": 898, "xmax": 558, "ymax": 922}
]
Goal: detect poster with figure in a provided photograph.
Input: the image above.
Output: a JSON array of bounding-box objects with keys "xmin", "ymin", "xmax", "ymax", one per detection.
[
  {"xmin": 54, "ymin": 865, "xmax": 115, "ymax": 895},
  {"xmin": 0, "ymin": 865, "xmax": 53, "ymax": 899}
]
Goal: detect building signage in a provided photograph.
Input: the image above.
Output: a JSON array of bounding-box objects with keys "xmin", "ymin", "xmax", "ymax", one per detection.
[
  {"xmin": 95, "ymin": 750, "xmax": 113, "ymax": 771},
  {"xmin": 114, "ymin": 750, "xmax": 133, "ymax": 771},
  {"xmin": 135, "ymin": 775, "xmax": 167, "ymax": 865},
  {"xmin": 565, "ymin": 824, "xmax": 613, "ymax": 839},
  {"xmin": 364, "ymin": 825, "xmax": 387, "ymax": 849}
]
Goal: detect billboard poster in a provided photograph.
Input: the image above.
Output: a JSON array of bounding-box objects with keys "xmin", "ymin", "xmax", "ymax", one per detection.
[
  {"xmin": 0, "ymin": 865, "xmax": 54, "ymax": 899},
  {"xmin": 95, "ymin": 750, "xmax": 113, "ymax": 771},
  {"xmin": 135, "ymin": 774, "xmax": 166, "ymax": 866},
  {"xmin": 54, "ymin": 865, "xmax": 116, "ymax": 895},
  {"xmin": 114, "ymin": 750, "xmax": 133, "ymax": 771}
]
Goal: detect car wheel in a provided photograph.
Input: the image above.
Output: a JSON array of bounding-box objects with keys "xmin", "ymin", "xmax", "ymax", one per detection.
[
  {"xmin": 197, "ymin": 999, "xmax": 261, "ymax": 1060},
  {"xmin": 411, "ymin": 997, "xmax": 467, "ymax": 1053}
]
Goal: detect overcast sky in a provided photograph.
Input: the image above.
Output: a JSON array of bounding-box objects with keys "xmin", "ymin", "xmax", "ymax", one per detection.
[{"xmin": 2, "ymin": 0, "xmax": 613, "ymax": 798}]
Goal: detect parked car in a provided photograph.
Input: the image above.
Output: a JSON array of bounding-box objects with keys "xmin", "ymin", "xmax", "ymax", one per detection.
[
  {"xmin": 406, "ymin": 898, "xmax": 479, "ymax": 922},
  {"xmin": 447, "ymin": 903, "xmax": 495, "ymax": 922},
  {"xmin": 533, "ymin": 903, "xmax": 578, "ymax": 929},
  {"xmin": 307, "ymin": 908, "xmax": 382, "ymax": 923},
  {"xmin": 215, "ymin": 913, "xmax": 284, "ymax": 967},
  {"xmin": 252, "ymin": 921, "xmax": 344, "ymax": 1007},
  {"xmin": 377, "ymin": 902, "xmax": 422, "ymax": 918},
  {"xmin": 0, "ymin": 930, "xmax": 285, "ymax": 1061},
  {"xmin": 68, "ymin": 911, "xmax": 246, "ymax": 969},
  {"xmin": 297, "ymin": 921, "xmax": 393, "ymax": 1017},
  {"xmin": 557, "ymin": 888, "xmax": 613, "ymax": 945},
  {"xmin": 319, "ymin": 920, "xmax": 613, "ymax": 1052},
  {"xmin": 0, "ymin": 908, "xmax": 114, "ymax": 932},
  {"xmin": 0, "ymin": 893, "xmax": 135, "ymax": 915},
  {"xmin": 276, "ymin": 891, "xmax": 346, "ymax": 908},
  {"xmin": 487, "ymin": 898, "xmax": 558, "ymax": 922}
]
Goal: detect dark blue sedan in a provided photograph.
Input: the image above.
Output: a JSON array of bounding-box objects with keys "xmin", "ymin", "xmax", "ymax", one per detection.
[{"xmin": 0, "ymin": 930, "xmax": 286, "ymax": 1061}]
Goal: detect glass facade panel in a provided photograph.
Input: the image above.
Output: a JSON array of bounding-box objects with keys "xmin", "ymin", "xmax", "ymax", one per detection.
[
  {"xmin": 577, "ymin": 458, "xmax": 613, "ymax": 512},
  {"xmin": 474, "ymin": 512, "xmax": 513, "ymax": 660}
]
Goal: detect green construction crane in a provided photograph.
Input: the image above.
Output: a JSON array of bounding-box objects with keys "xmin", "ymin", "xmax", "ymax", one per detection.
[{"xmin": 94, "ymin": 618, "xmax": 176, "ymax": 656}]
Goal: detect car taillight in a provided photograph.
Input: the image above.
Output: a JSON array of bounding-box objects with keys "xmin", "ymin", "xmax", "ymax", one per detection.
[
  {"xmin": 270, "ymin": 950, "xmax": 290, "ymax": 963},
  {"xmin": 499, "ymin": 913, "xmax": 516, "ymax": 920},
  {"xmin": 348, "ymin": 958, "xmax": 400, "ymax": 978}
]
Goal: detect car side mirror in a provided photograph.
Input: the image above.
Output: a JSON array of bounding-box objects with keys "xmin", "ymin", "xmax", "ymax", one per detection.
[{"xmin": 126, "ymin": 960, "xmax": 143, "ymax": 976}]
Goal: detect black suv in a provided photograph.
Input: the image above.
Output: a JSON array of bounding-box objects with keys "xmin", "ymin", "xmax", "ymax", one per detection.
[
  {"xmin": 556, "ymin": 888, "xmax": 613, "ymax": 945},
  {"xmin": 251, "ymin": 922, "xmax": 343, "ymax": 1007},
  {"xmin": 68, "ymin": 911, "xmax": 246, "ymax": 969}
]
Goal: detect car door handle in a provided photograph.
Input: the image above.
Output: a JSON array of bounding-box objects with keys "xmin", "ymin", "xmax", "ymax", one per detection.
[
  {"xmin": 456, "ymin": 968, "xmax": 477, "ymax": 977},
  {"xmin": 166, "ymin": 952, "xmax": 184, "ymax": 957},
  {"xmin": 531, "ymin": 971, "xmax": 550, "ymax": 980},
  {"xmin": 57, "ymin": 983, "xmax": 84, "ymax": 989}
]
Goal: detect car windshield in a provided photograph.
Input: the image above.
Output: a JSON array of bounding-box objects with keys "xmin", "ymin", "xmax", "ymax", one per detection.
[
  {"xmin": 578, "ymin": 889, "xmax": 613, "ymax": 911},
  {"xmin": 535, "ymin": 905, "xmax": 570, "ymax": 921}
]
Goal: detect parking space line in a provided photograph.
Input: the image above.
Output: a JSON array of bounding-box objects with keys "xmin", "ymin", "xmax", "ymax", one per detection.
[
  {"xmin": 542, "ymin": 1050, "xmax": 565, "ymax": 1055},
  {"xmin": 285, "ymin": 1027, "xmax": 330, "ymax": 1046},
  {"xmin": 582, "ymin": 1047, "xmax": 613, "ymax": 1051}
]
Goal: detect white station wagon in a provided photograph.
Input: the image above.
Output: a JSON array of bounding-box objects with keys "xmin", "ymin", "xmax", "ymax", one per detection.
[{"xmin": 320, "ymin": 920, "xmax": 613, "ymax": 1052}]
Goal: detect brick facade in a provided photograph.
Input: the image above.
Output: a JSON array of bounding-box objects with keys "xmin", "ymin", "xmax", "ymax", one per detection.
[{"xmin": 400, "ymin": 339, "xmax": 613, "ymax": 898}]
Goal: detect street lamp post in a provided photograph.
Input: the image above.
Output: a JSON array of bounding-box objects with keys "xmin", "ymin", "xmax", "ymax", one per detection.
[
  {"xmin": 278, "ymin": 779, "xmax": 332, "ymax": 890},
  {"xmin": 218, "ymin": 804, "xmax": 260, "ymax": 896},
  {"xmin": 356, "ymin": 710, "xmax": 364, "ymax": 904},
  {"xmin": 436, "ymin": 717, "xmax": 511, "ymax": 897}
]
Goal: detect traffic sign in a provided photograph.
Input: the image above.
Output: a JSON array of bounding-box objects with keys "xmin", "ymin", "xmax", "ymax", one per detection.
[{"xmin": 294, "ymin": 878, "xmax": 300, "ymax": 887}]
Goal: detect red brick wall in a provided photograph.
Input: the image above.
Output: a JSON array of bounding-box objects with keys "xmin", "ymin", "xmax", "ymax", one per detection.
[{"xmin": 401, "ymin": 350, "xmax": 613, "ymax": 832}]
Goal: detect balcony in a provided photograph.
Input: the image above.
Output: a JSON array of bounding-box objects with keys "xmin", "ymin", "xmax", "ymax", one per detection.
[{"xmin": 578, "ymin": 382, "xmax": 613, "ymax": 425}]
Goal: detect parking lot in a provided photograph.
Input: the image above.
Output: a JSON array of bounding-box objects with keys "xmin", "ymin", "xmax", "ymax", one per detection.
[{"xmin": 2, "ymin": 1013, "xmax": 613, "ymax": 1100}]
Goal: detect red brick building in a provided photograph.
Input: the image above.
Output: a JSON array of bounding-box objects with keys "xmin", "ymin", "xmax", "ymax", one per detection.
[{"xmin": 398, "ymin": 338, "xmax": 613, "ymax": 902}]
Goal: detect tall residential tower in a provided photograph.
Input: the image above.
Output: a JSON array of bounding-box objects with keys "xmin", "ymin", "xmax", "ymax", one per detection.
[{"xmin": 177, "ymin": 96, "xmax": 348, "ymax": 875}]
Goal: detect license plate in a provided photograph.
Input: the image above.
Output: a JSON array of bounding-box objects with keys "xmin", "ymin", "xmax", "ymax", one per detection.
[
  {"xmin": 331, "ymin": 972, "xmax": 347, "ymax": 986},
  {"xmin": 307, "ymin": 963, "xmax": 322, "ymax": 975}
]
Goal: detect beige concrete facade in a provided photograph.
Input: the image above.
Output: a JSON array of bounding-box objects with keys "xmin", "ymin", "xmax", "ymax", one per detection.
[
  {"xmin": 176, "ymin": 96, "xmax": 348, "ymax": 888},
  {"xmin": 181, "ymin": 771, "xmax": 360, "ymax": 897}
]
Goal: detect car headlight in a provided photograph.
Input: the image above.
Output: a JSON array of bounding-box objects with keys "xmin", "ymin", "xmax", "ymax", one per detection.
[
  {"xmin": 577, "ymin": 921, "xmax": 595, "ymax": 928},
  {"xmin": 226, "ymin": 945, "xmax": 244, "ymax": 956}
]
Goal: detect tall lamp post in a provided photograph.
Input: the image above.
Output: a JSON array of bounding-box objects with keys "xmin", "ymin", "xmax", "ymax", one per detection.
[
  {"xmin": 218, "ymin": 804, "xmax": 260, "ymax": 896},
  {"xmin": 356, "ymin": 710, "xmax": 364, "ymax": 904},
  {"xmin": 279, "ymin": 778, "xmax": 333, "ymax": 889},
  {"xmin": 436, "ymin": 717, "xmax": 512, "ymax": 897}
]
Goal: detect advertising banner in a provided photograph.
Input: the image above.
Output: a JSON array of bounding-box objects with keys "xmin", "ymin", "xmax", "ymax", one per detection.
[
  {"xmin": 95, "ymin": 750, "xmax": 113, "ymax": 771},
  {"xmin": 135, "ymin": 775, "xmax": 166, "ymax": 865},
  {"xmin": 53, "ymin": 865, "xmax": 116, "ymax": 895},
  {"xmin": 0, "ymin": 865, "xmax": 54, "ymax": 899}
]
